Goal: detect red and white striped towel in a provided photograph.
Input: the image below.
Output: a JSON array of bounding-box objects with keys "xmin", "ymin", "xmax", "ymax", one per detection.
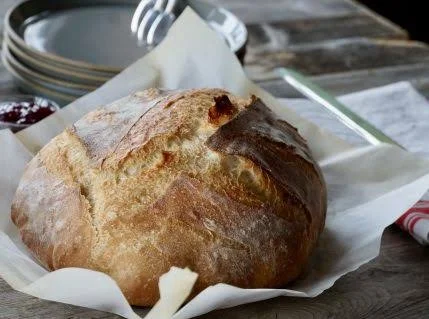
[{"xmin": 396, "ymin": 201, "xmax": 429, "ymax": 245}]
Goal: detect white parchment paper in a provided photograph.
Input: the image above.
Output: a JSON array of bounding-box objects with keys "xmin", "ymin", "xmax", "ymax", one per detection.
[{"xmin": 1, "ymin": 9, "xmax": 429, "ymax": 319}]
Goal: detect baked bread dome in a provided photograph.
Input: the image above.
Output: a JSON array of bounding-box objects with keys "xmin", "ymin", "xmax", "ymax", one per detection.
[{"xmin": 12, "ymin": 88, "xmax": 327, "ymax": 306}]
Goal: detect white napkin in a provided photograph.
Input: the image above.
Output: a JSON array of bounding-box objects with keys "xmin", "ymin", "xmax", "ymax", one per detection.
[
  {"xmin": 280, "ymin": 81, "xmax": 429, "ymax": 245},
  {"xmin": 281, "ymin": 81, "xmax": 429, "ymax": 156},
  {"xmin": 1, "ymin": 9, "xmax": 429, "ymax": 319}
]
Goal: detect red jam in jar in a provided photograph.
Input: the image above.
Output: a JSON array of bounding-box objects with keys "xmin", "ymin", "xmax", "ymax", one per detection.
[{"xmin": 0, "ymin": 97, "xmax": 57, "ymax": 125}]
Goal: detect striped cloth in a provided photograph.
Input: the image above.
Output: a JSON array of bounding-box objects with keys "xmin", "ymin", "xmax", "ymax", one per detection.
[{"xmin": 396, "ymin": 201, "xmax": 429, "ymax": 245}]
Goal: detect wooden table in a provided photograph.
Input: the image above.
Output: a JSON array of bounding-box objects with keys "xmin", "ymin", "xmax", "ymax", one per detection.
[{"xmin": 1, "ymin": 0, "xmax": 428, "ymax": 318}]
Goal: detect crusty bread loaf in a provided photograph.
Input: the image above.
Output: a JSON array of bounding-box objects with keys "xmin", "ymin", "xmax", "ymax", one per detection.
[{"xmin": 11, "ymin": 88, "xmax": 327, "ymax": 306}]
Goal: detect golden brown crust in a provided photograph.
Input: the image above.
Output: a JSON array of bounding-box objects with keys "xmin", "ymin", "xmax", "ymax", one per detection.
[
  {"xmin": 206, "ymin": 98, "xmax": 327, "ymax": 243},
  {"xmin": 11, "ymin": 88, "xmax": 327, "ymax": 306},
  {"xmin": 11, "ymin": 154, "xmax": 93, "ymax": 270}
]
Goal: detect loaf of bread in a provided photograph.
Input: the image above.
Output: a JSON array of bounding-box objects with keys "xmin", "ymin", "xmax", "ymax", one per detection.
[{"xmin": 12, "ymin": 88, "xmax": 327, "ymax": 306}]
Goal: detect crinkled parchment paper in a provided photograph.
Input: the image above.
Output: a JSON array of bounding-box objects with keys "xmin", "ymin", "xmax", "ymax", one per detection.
[{"xmin": 1, "ymin": 9, "xmax": 429, "ymax": 319}]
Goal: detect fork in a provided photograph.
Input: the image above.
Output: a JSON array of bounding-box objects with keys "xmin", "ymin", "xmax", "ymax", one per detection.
[{"xmin": 131, "ymin": 0, "xmax": 187, "ymax": 46}]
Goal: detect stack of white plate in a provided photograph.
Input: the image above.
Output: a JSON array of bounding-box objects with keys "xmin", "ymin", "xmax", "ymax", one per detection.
[{"xmin": 2, "ymin": 0, "xmax": 247, "ymax": 106}]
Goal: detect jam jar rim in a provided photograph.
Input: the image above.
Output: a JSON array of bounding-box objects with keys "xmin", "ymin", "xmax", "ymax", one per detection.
[{"xmin": 0, "ymin": 94, "xmax": 60, "ymax": 130}]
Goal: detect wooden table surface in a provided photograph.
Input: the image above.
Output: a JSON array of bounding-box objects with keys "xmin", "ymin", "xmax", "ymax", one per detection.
[{"xmin": 0, "ymin": 0, "xmax": 428, "ymax": 318}]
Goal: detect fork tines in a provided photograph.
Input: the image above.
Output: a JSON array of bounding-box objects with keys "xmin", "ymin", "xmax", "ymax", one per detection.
[{"xmin": 131, "ymin": 0, "xmax": 179, "ymax": 46}]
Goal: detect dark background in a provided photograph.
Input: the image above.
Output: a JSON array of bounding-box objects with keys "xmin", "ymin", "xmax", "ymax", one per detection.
[{"xmin": 358, "ymin": 1, "xmax": 428, "ymax": 43}]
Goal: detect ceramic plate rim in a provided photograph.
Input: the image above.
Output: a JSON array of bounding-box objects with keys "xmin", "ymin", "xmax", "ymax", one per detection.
[
  {"xmin": 5, "ymin": 28, "xmax": 119, "ymax": 77},
  {"xmin": 5, "ymin": 35, "xmax": 110, "ymax": 85},
  {"xmin": 3, "ymin": 43, "xmax": 97, "ymax": 93},
  {"xmin": 4, "ymin": 0, "xmax": 137, "ymax": 72},
  {"xmin": 1, "ymin": 51, "xmax": 77, "ymax": 104},
  {"xmin": 3, "ymin": 53, "xmax": 83, "ymax": 98},
  {"xmin": 4, "ymin": 51, "xmax": 90, "ymax": 96},
  {"xmin": 5, "ymin": 0, "xmax": 247, "ymax": 72}
]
